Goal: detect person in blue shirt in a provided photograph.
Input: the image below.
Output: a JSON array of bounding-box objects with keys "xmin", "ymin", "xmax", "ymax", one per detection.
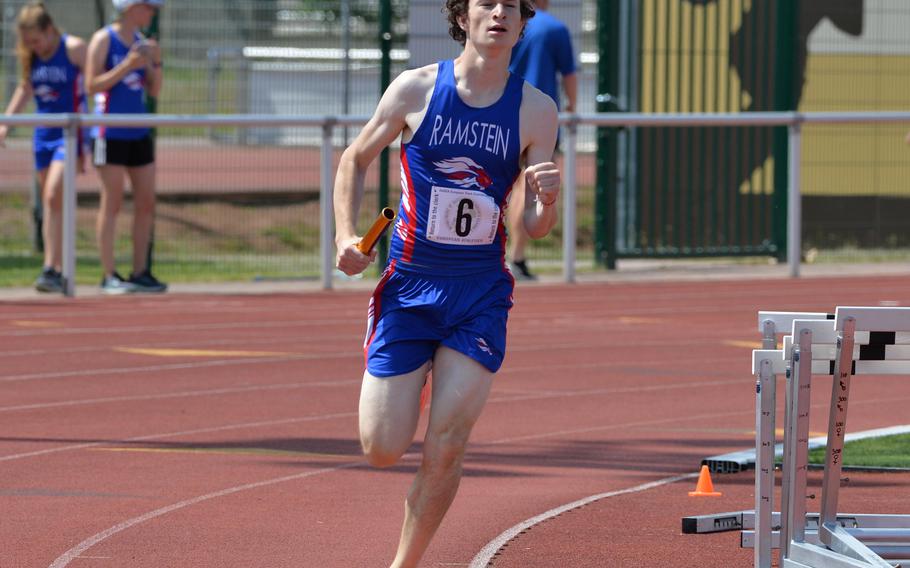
[
  {"xmin": 506, "ymin": 0, "xmax": 577, "ymax": 280},
  {"xmin": 334, "ymin": 2, "xmax": 560, "ymax": 566},
  {"xmin": 0, "ymin": 2, "xmax": 87, "ymax": 294},
  {"xmin": 85, "ymin": 0, "xmax": 165, "ymax": 294}
]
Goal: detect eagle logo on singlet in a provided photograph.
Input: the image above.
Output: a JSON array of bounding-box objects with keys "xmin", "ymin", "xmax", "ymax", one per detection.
[
  {"xmin": 433, "ymin": 157, "xmax": 493, "ymax": 191},
  {"xmin": 123, "ymin": 72, "xmax": 144, "ymax": 91},
  {"xmin": 33, "ymin": 85, "xmax": 60, "ymax": 103}
]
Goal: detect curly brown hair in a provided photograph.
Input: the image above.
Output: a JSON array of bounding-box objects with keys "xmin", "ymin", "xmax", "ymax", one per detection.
[{"xmin": 444, "ymin": 0, "xmax": 536, "ymax": 46}]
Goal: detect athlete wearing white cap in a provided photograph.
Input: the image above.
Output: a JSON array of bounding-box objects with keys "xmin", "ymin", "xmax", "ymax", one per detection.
[{"xmin": 85, "ymin": 0, "xmax": 166, "ymax": 293}]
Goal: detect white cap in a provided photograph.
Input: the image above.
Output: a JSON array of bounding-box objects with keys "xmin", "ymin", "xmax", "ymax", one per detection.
[{"xmin": 112, "ymin": 0, "xmax": 163, "ymax": 12}]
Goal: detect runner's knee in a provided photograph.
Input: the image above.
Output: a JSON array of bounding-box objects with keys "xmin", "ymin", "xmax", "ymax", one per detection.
[{"xmin": 360, "ymin": 436, "xmax": 408, "ymax": 468}]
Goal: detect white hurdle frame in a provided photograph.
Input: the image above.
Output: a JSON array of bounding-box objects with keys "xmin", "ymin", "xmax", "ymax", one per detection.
[
  {"xmin": 749, "ymin": 307, "xmax": 910, "ymax": 568},
  {"xmin": 781, "ymin": 307, "xmax": 910, "ymax": 568},
  {"xmin": 754, "ymin": 312, "xmax": 833, "ymax": 568},
  {"xmin": 689, "ymin": 309, "xmax": 910, "ymax": 567}
]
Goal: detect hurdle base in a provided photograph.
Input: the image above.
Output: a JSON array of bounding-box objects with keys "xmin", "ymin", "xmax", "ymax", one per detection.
[{"xmin": 683, "ymin": 511, "xmax": 910, "ymax": 535}]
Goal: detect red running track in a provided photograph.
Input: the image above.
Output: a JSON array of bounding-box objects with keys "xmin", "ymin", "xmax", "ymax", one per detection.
[{"xmin": 2, "ymin": 275, "xmax": 909, "ymax": 567}]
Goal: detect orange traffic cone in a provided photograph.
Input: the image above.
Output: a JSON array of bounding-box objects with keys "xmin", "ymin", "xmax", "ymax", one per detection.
[{"xmin": 688, "ymin": 465, "xmax": 722, "ymax": 497}]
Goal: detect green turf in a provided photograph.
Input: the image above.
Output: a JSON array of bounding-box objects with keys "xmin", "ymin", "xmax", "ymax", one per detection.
[{"xmin": 808, "ymin": 433, "xmax": 910, "ymax": 469}]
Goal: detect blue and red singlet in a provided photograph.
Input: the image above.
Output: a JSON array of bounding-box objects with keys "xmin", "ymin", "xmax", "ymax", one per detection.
[
  {"xmin": 31, "ymin": 34, "xmax": 85, "ymax": 169},
  {"xmin": 91, "ymin": 26, "xmax": 149, "ymax": 141},
  {"xmin": 390, "ymin": 59, "xmax": 524, "ymax": 275},
  {"xmin": 364, "ymin": 60, "xmax": 525, "ymax": 378}
]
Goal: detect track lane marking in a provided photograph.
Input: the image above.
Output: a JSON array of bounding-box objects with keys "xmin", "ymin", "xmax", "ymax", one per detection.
[
  {"xmin": 468, "ymin": 473, "xmax": 699, "ymax": 568},
  {"xmin": 33, "ymin": 397, "xmax": 910, "ymax": 565},
  {"xmin": 9, "ymin": 320, "xmax": 63, "ymax": 328},
  {"xmin": 113, "ymin": 347, "xmax": 293, "ymax": 358},
  {"xmin": 92, "ymin": 446, "xmax": 352, "ymax": 459},
  {"xmin": 0, "ymin": 379, "xmax": 359, "ymax": 413}
]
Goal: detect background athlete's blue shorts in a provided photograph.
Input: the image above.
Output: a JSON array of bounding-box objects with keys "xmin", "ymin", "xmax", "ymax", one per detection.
[
  {"xmin": 33, "ymin": 136, "xmax": 85, "ymax": 171},
  {"xmin": 34, "ymin": 138, "xmax": 66, "ymax": 170},
  {"xmin": 364, "ymin": 262, "xmax": 515, "ymax": 377}
]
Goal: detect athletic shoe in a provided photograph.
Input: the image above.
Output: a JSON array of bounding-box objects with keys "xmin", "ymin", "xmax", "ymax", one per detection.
[
  {"xmin": 509, "ymin": 259, "xmax": 537, "ymax": 281},
  {"xmin": 128, "ymin": 270, "xmax": 168, "ymax": 293},
  {"xmin": 35, "ymin": 267, "xmax": 64, "ymax": 293},
  {"xmin": 100, "ymin": 272, "xmax": 137, "ymax": 295}
]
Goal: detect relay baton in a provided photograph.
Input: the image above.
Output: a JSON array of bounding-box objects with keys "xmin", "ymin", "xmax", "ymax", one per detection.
[{"xmin": 356, "ymin": 208, "xmax": 396, "ymax": 254}]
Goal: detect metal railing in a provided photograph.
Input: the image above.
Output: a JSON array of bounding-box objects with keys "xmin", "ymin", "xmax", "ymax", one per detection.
[{"xmin": 3, "ymin": 111, "xmax": 910, "ymax": 296}]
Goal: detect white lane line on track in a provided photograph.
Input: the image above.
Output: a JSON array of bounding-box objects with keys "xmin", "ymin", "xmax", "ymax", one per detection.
[
  {"xmin": 0, "ymin": 370, "xmax": 740, "ymax": 414},
  {"xmin": 45, "ymin": 416, "xmax": 698, "ymax": 568},
  {"xmin": 0, "ymin": 379, "xmax": 359, "ymax": 413},
  {"xmin": 47, "ymin": 461, "xmax": 368, "ymax": 568},
  {"xmin": 0, "ymin": 412, "xmax": 357, "ymax": 462},
  {"xmin": 0, "ymin": 353, "xmax": 345, "ymax": 383},
  {"xmin": 0, "ymin": 333, "xmax": 358, "ymax": 359},
  {"xmin": 9, "ymin": 391, "xmax": 908, "ymax": 465},
  {"xmin": 0, "ymin": 347, "xmax": 736, "ymax": 384},
  {"xmin": 467, "ymin": 472, "xmax": 699, "ymax": 568},
  {"xmin": 0, "ymin": 318, "xmax": 357, "ymax": 338},
  {"xmin": 37, "ymin": 391, "xmax": 910, "ymax": 566}
]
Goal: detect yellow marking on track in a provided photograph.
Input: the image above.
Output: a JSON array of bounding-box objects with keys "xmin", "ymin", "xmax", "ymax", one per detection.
[
  {"xmin": 11, "ymin": 320, "xmax": 63, "ymax": 328},
  {"xmin": 113, "ymin": 347, "xmax": 291, "ymax": 358},
  {"xmin": 93, "ymin": 446, "xmax": 351, "ymax": 459},
  {"xmin": 723, "ymin": 340, "xmax": 765, "ymax": 349},
  {"xmin": 618, "ymin": 316, "xmax": 664, "ymax": 325}
]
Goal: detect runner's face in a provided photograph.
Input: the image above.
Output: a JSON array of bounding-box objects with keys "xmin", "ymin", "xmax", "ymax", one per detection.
[
  {"xmin": 22, "ymin": 28, "xmax": 56, "ymax": 59},
  {"xmin": 126, "ymin": 3, "xmax": 157, "ymax": 27},
  {"xmin": 462, "ymin": 1, "xmax": 523, "ymax": 50}
]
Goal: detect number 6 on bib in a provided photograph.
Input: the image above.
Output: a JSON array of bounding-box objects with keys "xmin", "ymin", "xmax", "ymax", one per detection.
[{"xmin": 425, "ymin": 185, "xmax": 500, "ymax": 246}]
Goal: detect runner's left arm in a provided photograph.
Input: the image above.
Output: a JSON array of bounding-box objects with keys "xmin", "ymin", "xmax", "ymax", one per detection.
[{"xmin": 520, "ymin": 87, "xmax": 561, "ymax": 239}]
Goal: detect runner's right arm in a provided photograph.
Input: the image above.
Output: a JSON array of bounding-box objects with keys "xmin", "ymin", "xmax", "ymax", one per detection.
[{"xmin": 334, "ymin": 67, "xmax": 433, "ymax": 275}]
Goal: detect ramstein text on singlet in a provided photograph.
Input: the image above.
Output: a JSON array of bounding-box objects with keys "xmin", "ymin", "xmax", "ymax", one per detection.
[
  {"xmin": 31, "ymin": 66, "xmax": 68, "ymax": 83},
  {"xmin": 428, "ymin": 115, "xmax": 512, "ymax": 161}
]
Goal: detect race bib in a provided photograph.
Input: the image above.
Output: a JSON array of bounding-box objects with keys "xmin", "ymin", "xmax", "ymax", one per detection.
[{"xmin": 426, "ymin": 186, "xmax": 500, "ymax": 246}]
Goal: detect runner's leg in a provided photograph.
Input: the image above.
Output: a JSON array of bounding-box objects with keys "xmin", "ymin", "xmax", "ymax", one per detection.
[
  {"xmin": 391, "ymin": 346, "xmax": 493, "ymax": 568},
  {"xmin": 359, "ymin": 361, "xmax": 431, "ymax": 467}
]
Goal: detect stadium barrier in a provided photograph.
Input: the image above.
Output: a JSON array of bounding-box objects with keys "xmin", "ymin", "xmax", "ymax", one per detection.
[{"xmin": 3, "ymin": 111, "xmax": 910, "ymax": 296}]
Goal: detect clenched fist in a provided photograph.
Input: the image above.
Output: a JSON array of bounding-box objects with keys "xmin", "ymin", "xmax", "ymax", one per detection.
[
  {"xmin": 335, "ymin": 236, "xmax": 376, "ymax": 276},
  {"xmin": 525, "ymin": 161, "xmax": 561, "ymax": 207}
]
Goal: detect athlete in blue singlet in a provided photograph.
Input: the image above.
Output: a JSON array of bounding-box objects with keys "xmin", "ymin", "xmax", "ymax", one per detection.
[
  {"xmin": 86, "ymin": 0, "xmax": 165, "ymax": 294},
  {"xmin": 0, "ymin": 2, "xmax": 86, "ymax": 294},
  {"xmin": 333, "ymin": 2, "xmax": 561, "ymax": 566},
  {"xmin": 90, "ymin": 25, "xmax": 151, "ymax": 144}
]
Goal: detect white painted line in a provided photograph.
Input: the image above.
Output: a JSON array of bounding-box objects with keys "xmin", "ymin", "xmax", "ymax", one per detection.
[
  {"xmin": 47, "ymin": 460, "xmax": 367, "ymax": 568},
  {"xmin": 0, "ymin": 333, "xmax": 356, "ymax": 360},
  {"xmin": 467, "ymin": 473, "xmax": 699, "ymax": 568},
  {"xmin": 0, "ymin": 353, "xmax": 334, "ymax": 383},
  {"xmin": 0, "ymin": 317, "xmax": 354, "ymax": 338},
  {"xmin": 0, "ymin": 412, "xmax": 357, "ymax": 462},
  {"xmin": 0, "ymin": 379, "xmax": 359, "ymax": 413}
]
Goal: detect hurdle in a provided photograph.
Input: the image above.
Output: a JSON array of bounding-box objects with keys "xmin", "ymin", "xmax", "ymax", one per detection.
[
  {"xmin": 774, "ymin": 307, "xmax": 910, "ymax": 567},
  {"xmin": 684, "ymin": 309, "xmax": 910, "ymax": 568},
  {"xmin": 684, "ymin": 311, "xmax": 832, "ymax": 540}
]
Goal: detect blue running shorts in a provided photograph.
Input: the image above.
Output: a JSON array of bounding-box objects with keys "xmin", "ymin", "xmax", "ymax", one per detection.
[
  {"xmin": 34, "ymin": 138, "xmax": 66, "ymax": 170},
  {"xmin": 364, "ymin": 260, "xmax": 515, "ymax": 377},
  {"xmin": 34, "ymin": 136, "xmax": 86, "ymax": 171}
]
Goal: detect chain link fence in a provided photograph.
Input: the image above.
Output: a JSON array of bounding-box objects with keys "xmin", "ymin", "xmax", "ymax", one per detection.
[
  {"xmin": 3, "ymin": 1, "xmax": 909, "ymax": 289},
  {"xmin": 0, "ymin": 0, "xmax": 598, "ymax": 287}
]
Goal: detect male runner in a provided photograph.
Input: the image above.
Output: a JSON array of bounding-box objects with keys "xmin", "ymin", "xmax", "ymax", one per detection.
[{"xmin": 334, "ymin": 1, "xmax": 560, "ymax": 566}]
